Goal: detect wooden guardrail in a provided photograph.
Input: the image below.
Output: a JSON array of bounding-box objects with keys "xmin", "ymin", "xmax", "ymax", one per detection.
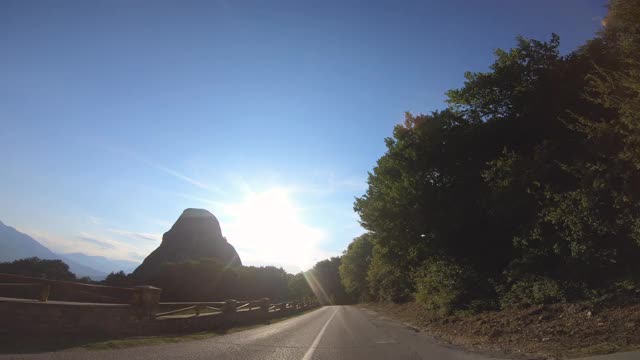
[
  {"xmin": 155, "ymin": 301, "xmax": 227, "ymax": 317},
  {"xmin": 0, "ymin": 272, "xmax": 319, "ymax": 321},
  {"xmin": 0, "ymin": 273, "xmax": 138, "ymax": 304},
  {"xmin": 153, "ymin": 298, "xmax": 314, "ymax": 318},
  {"xmin": 0, "ymin": 273, "xmax": 165, "ymax": 318}
]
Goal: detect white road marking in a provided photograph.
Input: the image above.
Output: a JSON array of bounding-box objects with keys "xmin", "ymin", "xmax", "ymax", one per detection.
[{"xmin": 301, "ymin": 308, "xmax": 339, "ymax": 360}]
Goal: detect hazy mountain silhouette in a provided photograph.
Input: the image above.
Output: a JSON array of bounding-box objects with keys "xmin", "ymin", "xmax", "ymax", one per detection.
[
  {"xmin": 0, "ymin": 220, "xmax": 113, "ymax": 280},
  {"xmin": 0, "ymin": 219, "xmax": 58, "ymax": 262},
  {"xmin": 133, "ymin": 208, "xmax": 242, "ymax": 280},
  {"xmin": 61, "ymin": 252, "xmax": 139, "ymax": 275}
]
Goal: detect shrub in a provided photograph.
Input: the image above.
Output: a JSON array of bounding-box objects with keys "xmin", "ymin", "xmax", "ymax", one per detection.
[
  {"xmin": 500, "ymin": 275, "xmax": 567, "ymax": 308},
  {"xmin": 413, "ymin": 258, "xmax": 490, "ymax": 315},
  {"xmin": 367, "ymin": 247, "xmax": 413, "ymax": 302}
]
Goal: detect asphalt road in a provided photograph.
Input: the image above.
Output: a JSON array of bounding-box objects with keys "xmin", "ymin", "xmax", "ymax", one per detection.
[{"xmin": 3, "ymin": 306, "xmax": 638, "ymax": 360}]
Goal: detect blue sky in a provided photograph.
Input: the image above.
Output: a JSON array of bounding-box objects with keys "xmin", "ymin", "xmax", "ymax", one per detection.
[{"xmin": 1, "ymin": 0, "xmax": 607, "ymax": 272}]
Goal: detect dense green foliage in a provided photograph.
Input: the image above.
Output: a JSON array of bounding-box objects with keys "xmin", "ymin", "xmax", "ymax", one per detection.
[
  {"xmin": 0, "ymin": 256, "xmax": 348, "ymax": 304},
  {"xmin": 413, "ymin": 258, "xmax": 493, "ymax": 315},
  {"xmin": 339, "ymin": 233, "xmax": 374, "ymax": 301},
  {"xmin": 104, "ymin": 259, "xmax": 292, "ymax": 301},
  {"xmin": 142, "ymin": 257, "xmax": 353, "ymax": 303},
  {"xmin": 346, "ymin": 0, "xmax": 640, "ymax": 312},
  {"xmin": 0, "ymin": 257, "xmax": 77, "ymax": 281},
  {"xmin": 104, "ymin": 270, "xmax": 134, "ymax": 286},
  {"xmin": 103, "ymin": 258, "xmax": 350, "ymax": 304},
  {"xmin": 288, "ymin": 272, "xmax": 315, "ymax": 301},
  {"xmin": 0, "ymin": 257, "xmax": 84, "ymax": 300},
  {"xmin": 307, "ymin": 257, "xmax": 351, "ymax": 305}
]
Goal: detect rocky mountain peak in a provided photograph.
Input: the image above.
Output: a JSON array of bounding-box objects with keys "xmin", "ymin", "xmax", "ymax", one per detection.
[{"xmin": 132, "ymin": 208, "xmax": 242, "ymax": 279}]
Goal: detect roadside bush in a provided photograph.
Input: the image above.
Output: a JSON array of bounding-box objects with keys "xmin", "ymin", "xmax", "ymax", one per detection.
[
  {"xmin": 367, "ymin": 246, "xmax": 413, "ymax": 302},
  {"xmin": 500, "ymin": 275, "xmax": 567, "ymax": 308},
  {"xmin": 413, "ymin": 258, "xmax": 490, "ymax": 315}
]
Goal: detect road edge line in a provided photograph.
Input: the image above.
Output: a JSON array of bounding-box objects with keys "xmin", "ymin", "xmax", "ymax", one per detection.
[{"xmin": 301, "ymin": 308, "xmax": 339, "ymax": 360}]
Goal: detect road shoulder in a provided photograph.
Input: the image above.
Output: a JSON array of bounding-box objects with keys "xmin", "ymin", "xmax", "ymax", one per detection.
[{"xmin": 360, "ymin": 302, "xmax": 640, "ymax": 359}]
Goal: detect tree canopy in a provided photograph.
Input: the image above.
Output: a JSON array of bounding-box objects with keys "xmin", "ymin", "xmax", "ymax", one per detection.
[
  {"xmin": 347, "ymin": 0, "xmax": 640, "ymax": 311},
  {"xmin": 339, "ymin": 233, "xmax": 374, "ymax": 301},
  {"xmin": 0, "ymin": 257, "xmax": 77, "ymax": 281}
]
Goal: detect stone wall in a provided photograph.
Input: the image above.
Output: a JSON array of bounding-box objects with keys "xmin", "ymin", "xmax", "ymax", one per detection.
[{"xmin": 0, "ymin": 297, "xmax": 315, "ymax": 337}]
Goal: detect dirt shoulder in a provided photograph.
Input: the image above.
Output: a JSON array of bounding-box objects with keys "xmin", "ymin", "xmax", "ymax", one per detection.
[{"xmin": 363, "ymin": 300, "xmax": 640, "ymax": 359}]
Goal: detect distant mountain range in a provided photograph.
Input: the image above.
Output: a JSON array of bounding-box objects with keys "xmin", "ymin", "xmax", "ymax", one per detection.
[
  {"xmin": 0, "ymin": 219, "xmax": 139, "ymax": 280},
  {"xmin": 60, "ymin": 252, "xmax": 138, "ymax": 275}
]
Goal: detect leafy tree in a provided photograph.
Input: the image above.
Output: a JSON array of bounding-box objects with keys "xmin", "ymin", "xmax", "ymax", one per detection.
[
  {"xmin": 354, "ymin": 108, "xmax": 514, "ymax": 301},
  {"xmin": 414, "ymin": 257, "xmax": 494, "ymax": 315},
  {"xmin": 0, "ymin": 257, "xmax": 78, "ymax": 301},
  {"xmin": 366, "ymin": 243, "xmax": 413, "ymax": 302},
  {"xmin": 147, "ymin": 258, "xmax": 233, "ymax": 301},
  {"xmin": 0, "ymin": 257, "xmax": 76, "ymax": 281},
  {"xmin": 133, "ymin": 258, "xmax": 295, "ymax": 302},
  {"xmin": 234, "ymin": 265, "xmax": 290, "ymax": 301},
  {"xmin": 445, "ymin": 34, "xmax": 609, "ymax": 293},
  {"xmin": 104, "ymin": 270, "xmax": 135, "ymax": 287},
  {"xmin": 493, "ymin": 1, "xmax": 640, "ymax": 293},
  {"xmin": 339, "ymin": 233, "xmax": 374, "ymax": 301},
  {"xmin": 350, "ymin": 0, "xmax": 640, "ymax": 310},
  {"xmin": 288, "ymin": 272, "xmax": 314, "ymax": 301},
  {"xmin": 306, "ymin": 257, "xmax": 350, "ymax": 305},
  {"xmin": 558, "ymin": 0, "xmax": 640, "ymax": 287}
]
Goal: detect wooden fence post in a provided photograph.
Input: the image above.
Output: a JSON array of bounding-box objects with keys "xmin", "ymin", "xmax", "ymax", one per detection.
[
  {"xmin": 260, "ymin": 298, "xmax": 270, "ymax": 312},
  {"xmin": 223, "ymin": 300, "xmax": 238, "ymax": 314},
  {"xmin": 39, "ymin": 284, "xmax": 51, "ymax": 302},
  {"xmin": 222, "ymin": 299, "xmax": 238, "ymax": 325},
  {"xmin": 132, "ymin": 285, "xmax": 162, "ymax": 319}
]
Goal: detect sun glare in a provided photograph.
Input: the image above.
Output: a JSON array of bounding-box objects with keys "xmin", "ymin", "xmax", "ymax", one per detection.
[{"xmin": 220, "ymin": 188, "xmax": 327, "ymax": 272}]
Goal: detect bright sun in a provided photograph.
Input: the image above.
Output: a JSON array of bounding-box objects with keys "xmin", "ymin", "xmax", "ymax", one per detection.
[{"xmin": 220, "ymin": 188, "xmax": 327, "ymax": 272}]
